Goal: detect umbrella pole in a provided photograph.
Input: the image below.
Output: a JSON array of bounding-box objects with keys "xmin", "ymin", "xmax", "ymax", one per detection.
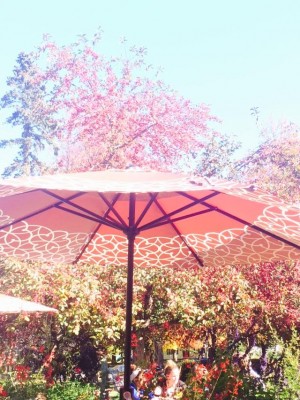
[{"xmin": 123, "ymin": 193, "xmax": 136, "ymax": 396}]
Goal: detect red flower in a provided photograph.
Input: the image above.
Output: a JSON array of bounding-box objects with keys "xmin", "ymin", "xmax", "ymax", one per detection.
[
  {"xmin": 163, "ymin": 322, "xmax": 170, "ymax": 329},
  {"xmin": 0, "ymin": 385, "xmax": 8, "ymax": 397},
  {"xmin": 194, "ymin": 363, "xmax": 208, "ymax": 380},
  {"xmin": 131, "ymin": 333, "xmax": 138, "ymax": 348},
  {"xmin": 38, "ymin": 345, "xmax": 45, "ymax": 353},
  {"xmin": 214, "ymin": 393, "xmax": 225, "ymax": 400},
  {"xmin": 44, "ymin": 365, "xmax": 54, "ymax": 387},
  {"xmin": 219, "ymin": 359, "xmax": 229, "ymax": 372},
  {"xmin": 15, "ymin": 365, "xmax": 30, "ymax": 382},
  {"xmin": 143, "ymin": 370, "xmax": 154, "ymax": 382},
  {"xmin": 230, "ymin": 379, "xmax": 243, "ymax": 396}
]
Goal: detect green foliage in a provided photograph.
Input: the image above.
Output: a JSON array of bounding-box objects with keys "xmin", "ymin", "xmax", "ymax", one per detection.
[
  {"xmin": 262, "ymin": 328, "xmax": 300, "ymax": 399},
  {"xmin": 1, "ymin": 257, "xmax": 300, "ymax": 397},
  {"xmin": 0, "ymin": 375, "xmax": 98, "ymax": 400},
  {"xmin": 0, "ymin": 362, "xmax": 97, "ymax": 399},
  {"xmin": 233, "ymin": 121, "xmax": 300, "ymax": 203},
  {"xmin": 181, "ymin": 335, "xmax": 300, "ymax": 400},
  {"xmin": 0, "ymin": 372, "xmax": 45, "ymax": 400},
  {"xmin": 0, "ymin": 52, "xmax": 58, "ymax": 177},
  {"xmin": 281, "ymin": 329, "xmax": 300, "ymax": 398},
  {"xmin": 186, "ymin": 133, "xmax": 241, "ymax": 178},
  {"xmin": 46, "ymin": 381, "xmax": 98, "ymax": 400}
]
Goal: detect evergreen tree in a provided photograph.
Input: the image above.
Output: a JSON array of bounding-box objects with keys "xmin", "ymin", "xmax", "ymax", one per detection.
[{"xmin": 0, "ymin": 52, "xmax": 58, "ymax": 177}]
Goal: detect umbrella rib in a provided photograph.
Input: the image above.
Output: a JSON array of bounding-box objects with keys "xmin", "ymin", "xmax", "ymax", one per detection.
[
  {"xmin": 73, "ymin": 195, "xmax": 122, "ymax": 263},
  {"xmin": 178, "ymin": 191, "xmax": 299, "ymax": 250},
  {"xmin": 215, "ymin": 208, "xmax": 300, "ymax": 250},
  {"xmin": 139, "ymin": 208, "xmax": 213, "ymax": 230},
  {"xmin": 138, "ymin": 191, "xmax": 219, "ymax": 231},
  {"xmin": 201, "ymin": 201, "xmax": 300, "ymax": 250},
  {"xmin": 135, "ymin": 193, "xmax": 159, "ymax": 228},
  {"xmin": 0, "ymin": 191, "xmax": 85, "ymax": 230},
  {"xmin": 56, "ymin": 205, "xmax": 123, "ymax": 231},
  {"xmin": 97, "ymin": 193, "xmax": 128, "ymax": 227},
  {"xmin": 178, "ymin": 190, "xmax": 221, "ymax": 201},
  {"xmin": 43, "ymin": 190, "xmax": 125, "ymax": 231},
  {"xmin": 152, "ymin": 196, "xmax": 204, "ymax": 266}
]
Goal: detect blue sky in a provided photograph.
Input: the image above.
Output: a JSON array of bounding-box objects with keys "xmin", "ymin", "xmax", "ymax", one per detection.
[{"xmin": 1, "ymin": 0, "xmax": 300, "ymax": 172}]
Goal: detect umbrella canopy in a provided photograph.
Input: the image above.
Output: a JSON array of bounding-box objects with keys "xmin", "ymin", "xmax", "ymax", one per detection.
[
  {"xmin": 0, "ymin": 293, "xmax": 58, "ymax": 314},
  {"xmin": 0, "ymin": 169, "xmax": 299, "ymax": 391},
  {"xmin": 0, "ymin": 169, "xmax": 298, "ymax": 266}
]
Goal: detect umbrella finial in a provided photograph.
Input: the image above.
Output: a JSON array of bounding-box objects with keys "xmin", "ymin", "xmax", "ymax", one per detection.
[
  {"xmin": 246, "ymin": 184, "xmax": 257, "ymax": 192},
  {"xmin": 125, "ymin": 164, "xmax": 145, "ymax": 171}
]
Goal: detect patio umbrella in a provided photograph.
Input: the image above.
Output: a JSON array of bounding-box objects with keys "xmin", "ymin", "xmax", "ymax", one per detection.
[
  {"xmin": 0, "ymin": 293, "xmax": 58, "ymax": 314},
  {"xmin": 0, "ymin": 169, "xmax": 299, "ymax": 392}
]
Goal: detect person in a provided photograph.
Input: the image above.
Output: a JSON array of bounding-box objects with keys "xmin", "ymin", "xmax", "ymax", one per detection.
[
  {"xmin": 129, "ymin": 368, "xmax": 146, "ymax": 400},
  {"xmin": 153, "ymin": 360, "xmax": 186, "ymax": 399},
  {"xmin": 35, "ymin": 394, "xmax": 47, "ymax": 400}
]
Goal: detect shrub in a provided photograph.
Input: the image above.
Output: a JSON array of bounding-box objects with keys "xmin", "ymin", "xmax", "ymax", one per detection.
[{"xmin": 46, "ymin": 381, "xmax": 98, "ymax": 400}]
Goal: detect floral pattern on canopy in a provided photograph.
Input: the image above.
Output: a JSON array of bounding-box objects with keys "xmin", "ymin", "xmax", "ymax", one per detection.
[{"xmin": 0, "ymin": 169, "xmax": 298, "ymax": 267}]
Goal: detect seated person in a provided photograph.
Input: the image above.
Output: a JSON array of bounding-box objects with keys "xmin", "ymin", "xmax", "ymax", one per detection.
[
  {"xmin": 153, "ymin": 360, "xmax": 186, "ymax": 398},
  {"xmin": 129, "ymin": 368, "xmax": 146, "ymax": 400}
]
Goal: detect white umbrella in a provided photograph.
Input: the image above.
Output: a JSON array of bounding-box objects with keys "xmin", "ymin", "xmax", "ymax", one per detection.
[{"xmin": 0, "ymin": 293, "xmax": 58, "ymax": 314}]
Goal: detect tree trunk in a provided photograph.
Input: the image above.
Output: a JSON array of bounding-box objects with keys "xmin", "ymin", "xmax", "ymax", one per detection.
[{"xmin": 154, "ymin": 341, "xmax": 164, "ymax": 367}]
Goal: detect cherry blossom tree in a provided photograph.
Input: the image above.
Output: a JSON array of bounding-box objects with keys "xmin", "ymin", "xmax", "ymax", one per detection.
[
  {"xmin": 0, "ymin": 32, "xmax": 238, "ymax": 176},
  {"xmin": 37, "ymin": 34, "xmax": 224, "ymax": 172}
]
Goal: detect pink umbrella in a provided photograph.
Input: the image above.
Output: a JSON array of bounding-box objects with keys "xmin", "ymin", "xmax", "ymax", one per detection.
[
  {"xmin": 0, "ymin": 169, "xmax": 298, "ymax": 392},
  {"xmin": 0, "ymin": 293, "xmax": 58, "ymax": 314}
]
